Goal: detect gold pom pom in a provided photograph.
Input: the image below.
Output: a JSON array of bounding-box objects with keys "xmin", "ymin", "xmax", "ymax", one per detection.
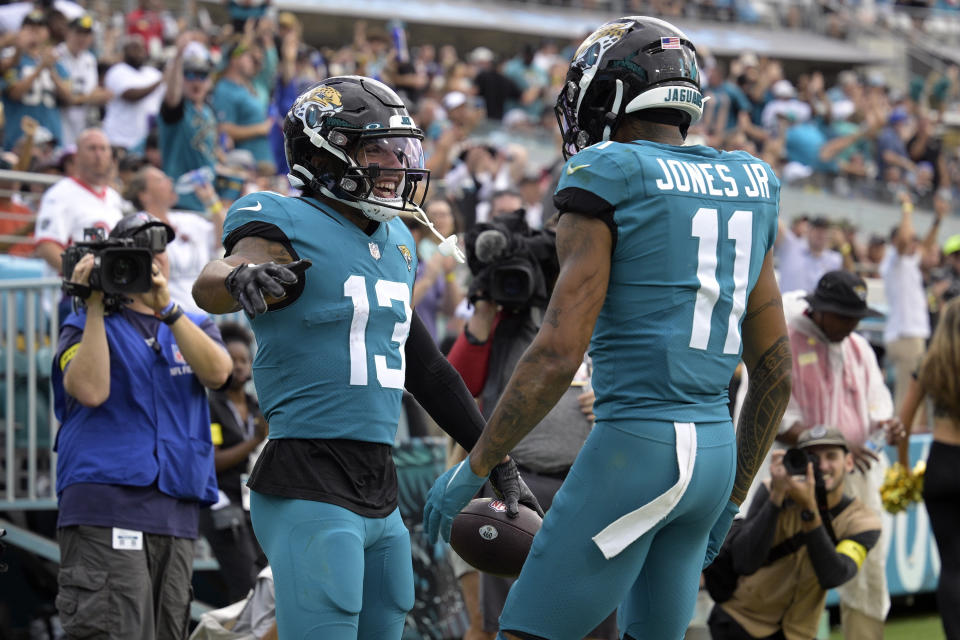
[{"xmin": 880, "ymin": 462, "xmax": 925, "ymax": 514}]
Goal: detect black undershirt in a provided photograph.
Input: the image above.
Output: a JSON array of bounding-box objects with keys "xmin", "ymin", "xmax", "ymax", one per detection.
[{"xmin": 554, "ymin": 186, "xmax": 619, "ymax": 253}]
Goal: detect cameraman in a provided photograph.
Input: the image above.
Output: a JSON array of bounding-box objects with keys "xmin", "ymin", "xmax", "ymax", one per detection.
[
  {"xmin": 446, "ymin": 209, "xmax": 616, "ymax": 639},
  {"xmin": 708, "ymin": 427, "xmax": 881, "ymax": 640},
  {"xmin": 52, "ymin": 213, "xmax": 232, "ymax": 640}
]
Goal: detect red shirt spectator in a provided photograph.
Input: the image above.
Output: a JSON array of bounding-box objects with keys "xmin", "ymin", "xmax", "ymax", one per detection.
[
  {"xmin": 0, "ymin": 199, "xmax": 36, "ymax": 257},
  {"xmin": 126, "ymin": 1, "xmax": 164, "ymax": 53}
]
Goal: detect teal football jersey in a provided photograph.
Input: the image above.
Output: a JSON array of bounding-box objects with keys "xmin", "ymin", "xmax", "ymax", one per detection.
[
  {"xmin": 222, "ymin": 193, "xmax": 419, "ymax": 444},
  {"xmin": 556, "ymin": 140, "xmax": 780, "ymax": 423}
]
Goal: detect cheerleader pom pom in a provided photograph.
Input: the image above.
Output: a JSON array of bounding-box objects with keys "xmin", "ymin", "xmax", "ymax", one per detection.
[{"xmin": 880, "ymin": 462, "xmax": 924, "ymax": 514}]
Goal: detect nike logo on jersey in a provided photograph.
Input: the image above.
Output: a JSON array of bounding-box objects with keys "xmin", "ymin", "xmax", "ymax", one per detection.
[
  {"xmin": 237, "ymin": 201, "xmax": 263, "ymax": 212},
  {"xmin": 567, "ymin": 163, "xmax": 591, "ymax": 175}
]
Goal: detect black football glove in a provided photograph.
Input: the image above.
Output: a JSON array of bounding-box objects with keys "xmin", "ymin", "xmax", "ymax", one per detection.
[
  {"xmin": 489, "ymin": 458, "xmax": 544, "ymax": 519},
  {"xmin": 225, "ymin": 260, "xmax": 311, "ymax": 317}
]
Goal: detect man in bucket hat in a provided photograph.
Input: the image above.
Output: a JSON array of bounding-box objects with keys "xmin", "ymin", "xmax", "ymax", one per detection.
[{"xmin": 778, "ymin": 270, "xmax": 902, "ymax": 640}]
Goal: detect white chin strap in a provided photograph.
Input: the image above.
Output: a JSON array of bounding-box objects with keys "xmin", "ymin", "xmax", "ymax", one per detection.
[
  {"xmin": 403, "ymin": 204, "xmax": 466, "ymax": 263},
  {"xmin": 602, "ymin": 79, "xmax": 625, "ymax": 142}
]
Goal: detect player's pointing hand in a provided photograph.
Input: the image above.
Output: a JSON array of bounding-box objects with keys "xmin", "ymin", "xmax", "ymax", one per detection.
[{"xmin": 225, "ymin": 260, "xmax": 311, "ymax": 317}]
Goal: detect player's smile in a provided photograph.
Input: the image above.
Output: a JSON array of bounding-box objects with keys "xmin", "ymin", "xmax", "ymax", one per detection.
[{"xmin": 373, "ymin": 175, "xmax": 401, "ymax": 198}]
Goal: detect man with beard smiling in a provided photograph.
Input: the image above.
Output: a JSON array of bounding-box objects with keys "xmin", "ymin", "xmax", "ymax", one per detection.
[
  {"xmin": 709, "ymin": 426, "xmax": 882, "ymax": 640},
  {"xmin": 102, "ymin": 34, "xmax": 165, "ymax": 151}
]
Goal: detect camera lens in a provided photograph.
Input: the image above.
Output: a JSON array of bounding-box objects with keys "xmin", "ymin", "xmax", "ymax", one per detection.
[
  {"xmin": 108, "ymin": 256, "xmax": 141, "ymax": 286},
  {"xmin": 783, "ymin": 448, "xmax": 810, "ymax": 476},
  {"xmin": 500, "ymin": 273, "xmax": 524, "ymax": 297}
]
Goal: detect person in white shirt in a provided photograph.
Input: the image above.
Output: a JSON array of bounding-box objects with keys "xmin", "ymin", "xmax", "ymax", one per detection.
[
  {"xmin": 761, "ymin": 79, "xmax": 812, "ymax": 134},
  {"xmin": 123, "ymin": 165, "xmax": 224, "ymax": 314},
  {"xmin": 57, "ymin": 14, "xmax": 112, "ymax": 147},
  {"xmin": 102, "ymin": 35, "xmax": 164, "ymax": 150},
  {"xmin": 34, "ymin": 128, "xmax": 124, "ymax": 275},
  {"xmin": 776, "ymin": 216, "xmax": 843, "ymax": 293},
  {"xmin": 881, "ymin": 192, "xmax": 945, "ymax": 411}
]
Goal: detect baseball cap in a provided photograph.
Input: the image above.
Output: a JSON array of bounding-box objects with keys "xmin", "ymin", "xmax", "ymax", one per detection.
[
  {"xmin": 889, "ymin": 108, "xmax": 909, "ymax": 125},
  {"xmin": 183, "ymin": 43, "xmax": 213, "ymax": 75},
  {"xmin": 69, "ymin": 14, "xmax": 94, "ymax": 32},
  {"xmin": 944, "ymin": 234, "xmax": 960, "ymax": 256},
  {"xmin": 469, "ymin": 47, "xmax": 495, "ymax": 64},
  {"xmin": 797, "ymin": 425, "xmax": 848, "ymax": 451},
  {"xmin": 22, "ymin": 10, "xmax": 46, "ymax": 26},
  {"xmin": 442, "ymin": 91, "xmax": 468, "ymax": 111},
  {"xmin": 810, "ymin": 216, "xmax": 831, "ymax": 229},
  {"xmin": 771, "ymin": 79, "xmax": 796, "ymax": 99},
  {"xmin": 223, "ymin": 38, "xmax": 250, "ymax": 61},
  {"xmin": 804, "ymin": 270, "xmax": 883, "ymax": 319},
  {"xmin": 277, "ymin": 11, "xmax": 299, "ymax": 29}
]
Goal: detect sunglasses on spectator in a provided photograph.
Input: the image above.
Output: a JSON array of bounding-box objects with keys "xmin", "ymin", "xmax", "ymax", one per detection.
[{"xmin": 184, "ymin": 71, "xmax": 209, "ymax": 81}]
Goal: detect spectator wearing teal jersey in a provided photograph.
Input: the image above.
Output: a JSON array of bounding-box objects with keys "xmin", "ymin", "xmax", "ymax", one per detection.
[
  {"xmin": 248, "ymin": 19, "xmax": 279, "ymax": 112},
  {"xmin": 1, "ymin": 10, "xmax": 70, "ymax": 150},
  {"xmin": 213, "ymin": 38, "xmax": 274, "ymax": 174},
  {"xmin": 159, "ymin": 33, "xmax": 218, "ymax": 213},
  {"xmin": 502, "ymin": 44, "xmax": 549, "ymax": 119}
]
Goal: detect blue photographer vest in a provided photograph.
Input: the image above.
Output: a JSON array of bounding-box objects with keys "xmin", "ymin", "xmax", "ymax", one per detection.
[{"xmin": 52, "ymin": 307, "xmax": 219, "ymax": 504}]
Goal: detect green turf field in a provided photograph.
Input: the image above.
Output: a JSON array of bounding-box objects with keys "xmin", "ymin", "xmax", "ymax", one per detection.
[{"xmin": 829, "ymin": 614, "xmax": 944, "ymax": 640}]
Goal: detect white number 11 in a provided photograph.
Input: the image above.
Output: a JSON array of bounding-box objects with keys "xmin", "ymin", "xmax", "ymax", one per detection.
[{"xmin": 689, "ymin": 208, "xmax": 753, "ymax": 355}]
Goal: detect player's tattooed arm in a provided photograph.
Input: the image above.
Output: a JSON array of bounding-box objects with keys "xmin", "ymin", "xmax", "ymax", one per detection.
[
  {"xmin": 469, "ymin": 213, "xmax": 611, "ymax": 476},
  {"xmin": 193, "ymin": 236, "xmax": 294, "ymax": 314},
  {"xmin": 733, "ymin": 250, "xmax": 792, "ymax": 505},
  {"xmin": 734, "ymin": 336, "xmax": 792, "ymax": 504}
]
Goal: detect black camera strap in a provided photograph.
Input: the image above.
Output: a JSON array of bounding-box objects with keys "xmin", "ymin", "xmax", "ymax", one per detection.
[{"xmin": 815, "ymin": 483, "xmax": 839, "ymax": 545}]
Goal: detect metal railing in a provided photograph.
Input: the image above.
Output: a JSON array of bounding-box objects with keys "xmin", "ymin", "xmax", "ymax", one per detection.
[{"xmin": 0, "ymin": 276, "xmax": 60, "ymax": 510}]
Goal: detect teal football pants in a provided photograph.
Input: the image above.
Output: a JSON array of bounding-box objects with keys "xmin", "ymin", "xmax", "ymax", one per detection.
[
  {"xmin": 498, "ymin": 419, "xmax": 736, "ymax": 640},
  {"xmin": 249, "ymin": 492, "xmax": 414, "ymax": 640}
]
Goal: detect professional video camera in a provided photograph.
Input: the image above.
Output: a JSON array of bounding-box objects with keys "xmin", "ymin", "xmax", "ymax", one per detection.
[
  {"xmin": 464, "ymin": 210, "xmax": 558, "ymax": 312},
  {"xmin": 61, "ymin": 227, "xmax": 157, "ymax": 297}
]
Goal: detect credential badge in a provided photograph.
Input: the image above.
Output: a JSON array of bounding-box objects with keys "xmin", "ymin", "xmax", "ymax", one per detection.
[{"xmin": 369, "ymin": 242, "xmax": 381, "ymax": 260}]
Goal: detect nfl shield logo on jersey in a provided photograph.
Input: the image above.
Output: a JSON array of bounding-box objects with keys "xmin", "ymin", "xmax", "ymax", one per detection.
[{"xmin": 368, "ymin": 242, "xmax": 381, "ymax": 260}]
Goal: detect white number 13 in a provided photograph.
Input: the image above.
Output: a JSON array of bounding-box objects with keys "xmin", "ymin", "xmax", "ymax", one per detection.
[
  {"xmin": 689, "ymin": 208, "xmax": 753, "ymax": 354},
  {"xmin": 344, "ymin": 275, "xmax": 411, "ymax": 388}
]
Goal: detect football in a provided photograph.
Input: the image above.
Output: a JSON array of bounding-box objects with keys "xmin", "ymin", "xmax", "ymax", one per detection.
[{"xmin": 449, "ymin": 497, "xmax": 543, "ymax": 578}]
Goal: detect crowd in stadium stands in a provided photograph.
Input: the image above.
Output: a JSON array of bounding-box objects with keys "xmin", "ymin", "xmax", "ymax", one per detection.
[{"xmin": 2, "ymin": 0, "xmax": 960, "ymax": 635}]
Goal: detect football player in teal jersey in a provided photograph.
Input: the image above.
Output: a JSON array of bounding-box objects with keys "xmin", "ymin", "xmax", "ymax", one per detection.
[
  {"xmin": 192, "ymin": 76, "xmax": 539, "ymax": 640},
  {"xmin": 423, "ymin": 17, "xmax": 793, "ymax": 640}
]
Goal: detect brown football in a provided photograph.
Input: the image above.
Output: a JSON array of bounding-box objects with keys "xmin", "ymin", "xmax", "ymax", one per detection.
[{"xmin": 449, "ymin": 497, "xmax": 543, "ymax": 578}]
